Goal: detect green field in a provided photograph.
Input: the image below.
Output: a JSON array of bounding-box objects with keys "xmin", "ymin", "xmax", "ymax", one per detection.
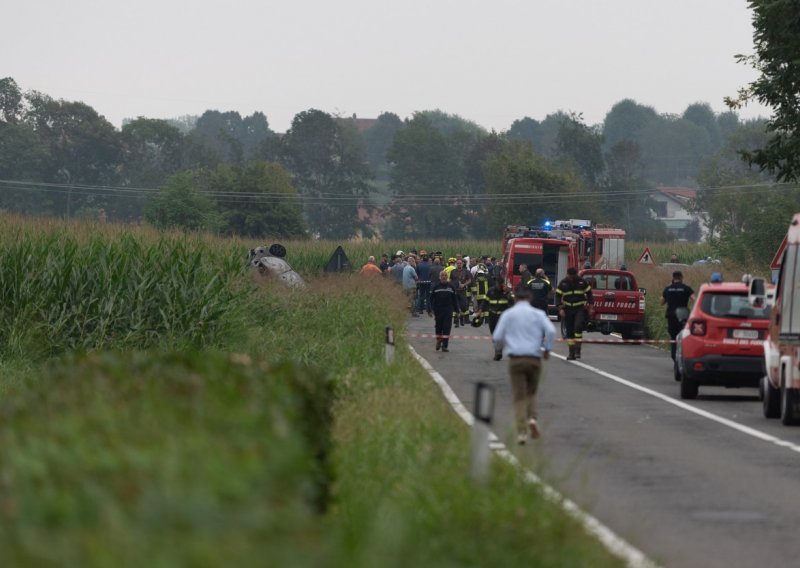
[{"xmin": 0, "ymin": 215, "xmax": 625, "ymax": 566}]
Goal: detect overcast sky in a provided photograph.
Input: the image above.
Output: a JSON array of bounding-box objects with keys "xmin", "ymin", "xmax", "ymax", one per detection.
[{"xmin": 3, "ymin": 0, "xmax": 769, "ymax": 133}]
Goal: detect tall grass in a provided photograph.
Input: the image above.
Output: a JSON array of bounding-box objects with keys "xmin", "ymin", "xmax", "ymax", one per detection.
[{"xmin": 0, "ymin": 231, "xmax": 246, "ymax": 358}]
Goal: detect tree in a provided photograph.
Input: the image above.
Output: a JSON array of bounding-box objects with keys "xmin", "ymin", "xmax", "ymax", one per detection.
[
  {"xmin": 120, "ymin": 117, "xmax": 184, "ymax": 188},
  {"xmin": 0, "ymin": 77, "xmax": 23, "ymax": 123},
  {"xmin": 282, "ymin": 109, "xmax": 371, "ymax": 238},
  {"xmin": 554, "ymin": 113, "xmax": 605, "ymax": 188},
  {"xmin": 145, "ymin": 172, "xmax": 220, "ymax": 232},
  {"xmin": 194, "ymin": 110, "xmax": 275, "ymax": 166},
  {"xmin": 683, "ymin": 102, "xmax": 721, "ymax": 149},
  {"xmin": 23, "ymin": 91, "xmax": 123, "ymax": 218},
  {"xmin": 363, "ymin": 112, "xmax": 404, "ymax": 180},
  {"xmin": 696, "ymin": 118, "xmax": 790, "ymax": 264},
  {"xmin": 482, "ymin": 139, "xmax": 592, "ymax": 235},
  {"xmin": 602, "ymin": 99, "xmax": 658, "ymax": 149},
  {"xmin": 727, "ymin": 1, "xmax": 800, "ymax": 181},
  {"xmin": 386, "ymin": 112, "xmax": 463, "ymax": 238},
  {"xmin": 507, "ymin": 117, "xmax": 542, "ymax": 150},
  {"xmin": 211, "ymin": 162, "xmax": 307, "ymax": 239}
]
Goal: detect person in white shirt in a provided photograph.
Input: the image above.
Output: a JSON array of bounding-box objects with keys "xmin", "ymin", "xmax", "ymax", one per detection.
[{"xmin": 492, "ymin": 286, "xmax": 556, "ymax": 444}]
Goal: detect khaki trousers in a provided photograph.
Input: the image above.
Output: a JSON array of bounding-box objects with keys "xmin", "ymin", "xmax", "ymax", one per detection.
[{"xmin": 508, "ymin": 356, "xmax": 542, "ymax": 434}]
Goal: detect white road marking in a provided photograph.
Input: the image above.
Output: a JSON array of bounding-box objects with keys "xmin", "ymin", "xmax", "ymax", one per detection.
[
  {"xmin": 408, "ymin": 345, "xmax": 658, "ymax": 568},
  {"xmin": 554, "ymin": 353, "xmax": 800, "ymax": 454}
]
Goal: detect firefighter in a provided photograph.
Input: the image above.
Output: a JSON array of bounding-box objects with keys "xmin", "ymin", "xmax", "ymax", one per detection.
[
  {"xmin": 450, "ymin": 258, "xmax": 473, "ymax": 327},
  {"xmin": 528, "ymin": 268, "xmax": 552, "ymax": 312},
  {"xmin": 556, "ymin": 266, "xmax": 593, "ymax": 360},
  {"xmin": 487, "ymin": 276, "xmax": 515, "ymax": 360},
  {"xmin": 472, "ymin": 263, "xmax": 491, "ymax": 325},
  {"xmin": 429, "ymin": 270, "xmax": 458, "ymax": 352}
]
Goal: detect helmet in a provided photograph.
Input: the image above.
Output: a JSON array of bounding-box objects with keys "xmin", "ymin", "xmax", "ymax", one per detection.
[
  {"xmin": 396, "ymin": 250, "xmax": 404, "ymax": 256},
  {"xmin": 470, "ymin": 315, "xmax": 483, "ymax": 328},
  {"xmin": 476, "ymin": 263, "xmax": 488, "ymax": 274},
  {"xmin": 448, "ymin": 257, "xmax": 456, "ymax": 264}
]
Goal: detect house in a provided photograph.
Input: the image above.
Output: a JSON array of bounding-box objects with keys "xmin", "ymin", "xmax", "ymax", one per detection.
[{"xmin": 649, "ymin": 186, "xmax": 708, "ymax": 241}]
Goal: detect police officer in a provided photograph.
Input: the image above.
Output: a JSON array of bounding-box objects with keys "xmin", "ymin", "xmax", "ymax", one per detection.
[
  {"xmin": 487, "ymin": 276, "xmax": 515, "ymax": 360},
  {"xmin": 660, "ymin": 271, "xmax": 695, "ymax": 360},
  {"xmin": 556, "ymin": 267, "xmax": 593, "ymax": 360},
  {"xmin": 429, "ymin": 270, "xmax": 458, "ymax": 352},
  {"xmin": 528, "ymin": 268, "xmax": 552, "ymax": 312}
]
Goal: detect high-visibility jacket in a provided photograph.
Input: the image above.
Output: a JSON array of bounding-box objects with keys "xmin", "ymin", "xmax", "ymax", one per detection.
[
  {"xmin": 486, "ymin": 285, "xmax": 514, "ymax": 315},
  {"xmin": 474, "ymin": 274, "xmax": 490, "ymax": 301},
  {"xmin": 555, "ymin": 276, "xmax": 593, "ymax": 308}
]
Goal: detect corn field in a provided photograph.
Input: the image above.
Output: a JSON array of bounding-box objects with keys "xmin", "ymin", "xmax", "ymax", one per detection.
[{"xmin": 0, "ymin": 224, "xmax": 246, "ymax": 358}]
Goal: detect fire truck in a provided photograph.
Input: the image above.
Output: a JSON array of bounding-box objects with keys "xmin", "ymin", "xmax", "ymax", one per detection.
[
  {"xmin": 749, "ymin": 213, "xmax": 800, "ymax": 425},
  {"xmin": 501, "ymin": 219, "xmax": 626, "ymax": 316}
]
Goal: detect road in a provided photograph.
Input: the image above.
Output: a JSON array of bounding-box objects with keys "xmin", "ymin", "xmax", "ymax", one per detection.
[{"xmin": 405, "ymin": 314, "xmax": 800, "ymax": 568}]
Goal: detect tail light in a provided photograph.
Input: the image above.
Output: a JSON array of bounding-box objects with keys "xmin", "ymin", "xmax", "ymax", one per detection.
[
  {"xmin": 639, "ymin": 299, "xmax": 646, "ymax": 312},
  {"xmin": 690, "ymin": 319, "xmax": 706, "ymax": 336}
]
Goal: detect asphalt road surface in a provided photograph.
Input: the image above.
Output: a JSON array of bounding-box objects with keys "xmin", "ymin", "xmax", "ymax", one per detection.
[{"xmin": 405, "ymin": 314, "xmax": 800, "ymax": 568}]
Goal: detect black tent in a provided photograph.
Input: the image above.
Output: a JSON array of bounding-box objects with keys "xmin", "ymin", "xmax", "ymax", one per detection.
[{"xmin": 323, "ymin": 246, "xmax": 351, "ymax": 273}]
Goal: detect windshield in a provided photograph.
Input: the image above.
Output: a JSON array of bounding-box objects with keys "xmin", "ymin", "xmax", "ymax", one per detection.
[
  {"xmin": 700, "ymin": 292, "xmax": 770, "ymax": 319},
  {"xmin": 586, "ymin": 273, "xmax": 634, "ymax": 291}
]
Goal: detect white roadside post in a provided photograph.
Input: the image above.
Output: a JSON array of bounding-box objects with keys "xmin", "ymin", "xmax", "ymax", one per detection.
[
  {"xmin": 385, "ymin": 325, "xmax": 395, "ymax": 365},
  {"xmin": 471, "ymin": 381, "xmax": 495, "ymax": 483}
]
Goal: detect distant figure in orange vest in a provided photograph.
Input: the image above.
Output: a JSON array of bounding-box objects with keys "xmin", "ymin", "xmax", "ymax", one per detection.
[{"xmin": 360, "ymin": 255, "xmax": 382, "ymax": 277}]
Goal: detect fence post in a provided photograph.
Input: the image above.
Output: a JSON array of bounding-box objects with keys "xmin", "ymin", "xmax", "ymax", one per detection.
[
  {"xmin": 385, "ymin": 325, "xmax": 395, "ymax": 365},
  {"xmin": 470, "ymin": 381, "xmax": 495, "ymax": 484}
]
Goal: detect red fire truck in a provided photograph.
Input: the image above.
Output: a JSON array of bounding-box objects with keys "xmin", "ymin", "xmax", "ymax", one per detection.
[
  {"xmin": 749, "ymin": 213, "xmax": 800, "ymax": 424},
  {"xmin": 501, "ymin": 219, "xmax": 626, "ymax": 315}
]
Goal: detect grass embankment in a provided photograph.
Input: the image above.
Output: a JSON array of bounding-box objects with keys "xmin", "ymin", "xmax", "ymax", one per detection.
[{"xmin": 0, "ymin": 217, "xmax": 624, "ymax": 566}]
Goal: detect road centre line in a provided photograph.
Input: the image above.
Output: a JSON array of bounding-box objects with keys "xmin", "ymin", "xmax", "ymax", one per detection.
[
  {"xmin": 553, "ymin": 353, "xmax": 800, "ymax": 455},
  {"xmin": 408, "ymin": 345, "xmax": 657, "ymax": 568}
]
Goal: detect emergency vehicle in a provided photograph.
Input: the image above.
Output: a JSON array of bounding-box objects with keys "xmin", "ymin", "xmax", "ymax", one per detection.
[
  {"xmin": 579, "ymin": 268, "xmax": 646, "ymax": 341},
  {"xmin": 675, "ymin": 278, "xmax": 770, "ymax": 399},
  {"xmin": 500, "ymin": 220, "xmax": 625, "ymax": 315},
  {"xmin": 749, "ymin": 213, "xmax": 800, "ymax": 424}
]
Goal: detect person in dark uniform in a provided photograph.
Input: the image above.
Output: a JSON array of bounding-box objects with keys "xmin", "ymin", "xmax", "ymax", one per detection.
[
  {"xmin": 660, "ymin": 271, "xmax": 695, "ymax": 360},
  {"xmin": 519, "ymin": 264, "xmax": 533, "ymax": 290},
  {"xmin": 450, "ymin": 258, "xmax": 473, "ymax": 327},
  {"xmin": 429, "ymin": 270, "xmax": 458, "ymax": 352},
  {"xmin": 556, "ymin": 267, "xmax": 593, "ymax": 360},
  {"xmin": 486, "ymin": 276, "xmax": 515, "ymax": 360},
  {"xmin": 528, "ymin": 268, "xmax": 552, "ymax": 312}
]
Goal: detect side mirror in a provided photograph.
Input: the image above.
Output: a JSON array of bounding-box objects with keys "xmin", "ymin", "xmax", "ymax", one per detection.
[
  {"xmin": 639, "ymin": 287, "xmax": 647, "ymax": 296},
  {"xmin": 675, "ymin": 307, "xmax": 690, "ymax": 323},
  {"xmin": 748, "ymin": 277, "xmax": 767, "ymax": 308}
]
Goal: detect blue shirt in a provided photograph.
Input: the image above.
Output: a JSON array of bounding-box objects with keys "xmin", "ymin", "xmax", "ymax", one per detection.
[
  {"xmin": 402, "ymin": 264, "xmax": 418, "ymax": 290},
  {"xmin": 492, "ymin": 302, "xmax": 556, "ymax": 357}
]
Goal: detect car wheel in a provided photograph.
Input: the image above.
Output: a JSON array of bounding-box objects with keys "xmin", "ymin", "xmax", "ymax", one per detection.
[
  {"xmin": 621, "ymin": 327, "xmax": 642, "ymax": 345},
  {"xmin": 680, "ymin": 374, "xmax": 698, "ymax": 399},
  {"xmin": 781, "ymin": 385, "xmax": 798, "ymax": 426},
  {"xmin": 560, "ymin": 318, "xmax": 567, "ymax": 339},
  {"xmin": 763, "ymin": 376, "xmax": 780, "ymax": 419},
  {"xmin": 673, "ymin": 359, "xmax": 682, "ymax": 382}
]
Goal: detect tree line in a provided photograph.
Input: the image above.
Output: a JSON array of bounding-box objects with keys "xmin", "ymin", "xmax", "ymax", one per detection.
[{"xmin": 1, "ymin": 69, "xmax": 797, "ymax": 264}]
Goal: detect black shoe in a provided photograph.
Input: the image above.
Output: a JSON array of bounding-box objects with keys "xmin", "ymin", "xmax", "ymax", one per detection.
[
  {"xmin": 441, "ymin": 347, "xmax": 449, "ymax": 352},
  {"xmin": 454, "ymin": 320, "xmax": 460, "ymax": 328},
  {"xmin": 435, "ymin": 339, "xmax": 442, "ymax": 351},
  {"xmin": 493, "ymin": 351, "xmax": 502, "ymax": 361}
]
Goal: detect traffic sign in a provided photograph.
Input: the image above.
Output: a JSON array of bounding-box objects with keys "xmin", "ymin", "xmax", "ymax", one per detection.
[
  {"xmin": 637, "ymin": 247, "xmax": 654, "ymax": 265},
  {"xmin": 771, "ymin": 235, "xmax": 788, "ymax": 270}
]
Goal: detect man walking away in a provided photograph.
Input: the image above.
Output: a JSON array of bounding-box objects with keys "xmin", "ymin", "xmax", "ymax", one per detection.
[
  {"xmin": 492, "ymin": 287, "xmax": 555, "ymax": 444},
  {"xmin": 661, "ymin": 271, "xmax": 695, "ymax": 360},
  {"xmin": 529, "ymin": 268, "xmax": 552, "ymax": 312},
  {"xmin": 450, "ymin": 258, "xmax": 473, "ymax": 327},
  {"xmin": 556, "ymin": 267, "xmax": 593, "ymax": 361},
  {"xmin": 429, "ymin": 271, "xmax": 458, "ymax": 352}
]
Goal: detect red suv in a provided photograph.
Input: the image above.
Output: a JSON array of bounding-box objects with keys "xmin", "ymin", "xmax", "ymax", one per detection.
[{"xmin": 675, "ymin": 281, "xmax": 770, "ymax": 399}]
